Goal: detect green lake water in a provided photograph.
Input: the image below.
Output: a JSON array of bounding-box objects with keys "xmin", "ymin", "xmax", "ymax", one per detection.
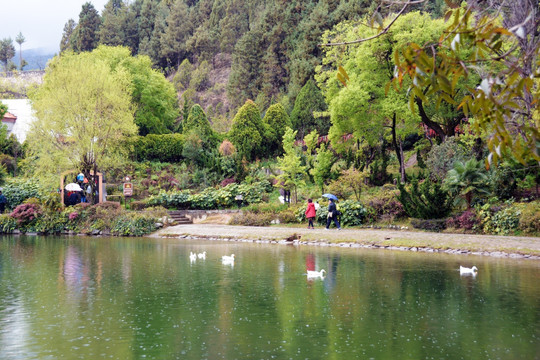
[{"xmin": 0, "ymin": 235, "xmax": 539, "ymax": 360}]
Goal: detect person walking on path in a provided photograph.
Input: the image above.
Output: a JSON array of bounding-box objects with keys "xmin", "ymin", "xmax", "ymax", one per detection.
[
  {"xmin": 325, "ymin": 198, "xmax": 341, "ymax": 230},
  {"xmin": 0, "ymin": 189, "xmax": 6, "ymax": 213},
  {"xmin": 305, "ymin": 199, "xmax": 316, "ymax": 229}
]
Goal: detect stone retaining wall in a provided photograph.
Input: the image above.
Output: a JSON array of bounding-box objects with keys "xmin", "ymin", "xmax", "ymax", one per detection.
[
  {"xmin": 169, "ymin": 234, "xmax": 540, "ymax": 260},
  {"xmin": 176, "ymin": 209, "xmax": 242, "ymax": 222}
]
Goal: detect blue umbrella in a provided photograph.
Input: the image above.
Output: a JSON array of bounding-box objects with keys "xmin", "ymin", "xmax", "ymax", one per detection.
[{"xmin": 322, "ymin": 193, "xmax": 338, "ymax": 201}]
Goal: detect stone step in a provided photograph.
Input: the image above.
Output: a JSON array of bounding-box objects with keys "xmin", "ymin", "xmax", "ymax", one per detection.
[
  {"xmin": 167, "ymin": 211, "xmax": 193, "ymax": 224},
  {"xmin": 174, "ymin": 218, "xmax": 193, "ymax": 224}
]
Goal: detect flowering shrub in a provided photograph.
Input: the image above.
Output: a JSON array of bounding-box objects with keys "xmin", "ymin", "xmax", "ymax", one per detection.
[
  {"xmin": 446, "ymin": 210, "xmax": 479, "ymax": 231},
  {"xmin": 10, "ymin": 203, "xmax": 42, "ymax": 223},
  {"xmin": 69, "ymin": 212, "xmax": 79, "ymax": 220}
]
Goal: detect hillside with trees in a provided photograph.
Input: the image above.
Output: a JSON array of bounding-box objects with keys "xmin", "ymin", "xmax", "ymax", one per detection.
[{"xmin": 0, "ymin": 0, "xmax": 537, "ymax": 237}]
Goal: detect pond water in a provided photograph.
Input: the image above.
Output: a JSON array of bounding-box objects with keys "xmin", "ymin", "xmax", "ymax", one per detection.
[{"xmin": 0, "ymin": 235, "xmax": 539, "ymax": 360}]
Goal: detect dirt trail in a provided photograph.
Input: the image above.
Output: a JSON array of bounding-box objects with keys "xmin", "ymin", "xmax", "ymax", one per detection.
[{"xmin": 151, "ymin": 224, "xmax": 540, "ymax": 259}]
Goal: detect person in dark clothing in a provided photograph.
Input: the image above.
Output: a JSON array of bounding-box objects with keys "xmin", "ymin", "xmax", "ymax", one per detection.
[
  {"xmin": 68, "ymin": 191, "xmax": 80, "ymax": 206},
  {"xmin": 0, "ymin": 190, "xmax": 6, "ymax": 213},
  {"xmin": 325, "ymin": 199, "xmax": 341, "ymax": 230}
]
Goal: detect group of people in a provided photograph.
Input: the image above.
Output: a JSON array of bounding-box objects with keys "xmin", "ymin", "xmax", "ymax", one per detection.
[
  {"xmin": 304, "ymin": 198, "xmax": 341, "ymax": 230},
  {"xmin": 65, "ymin": 173, "xmax": 90, "ymax": 206}
]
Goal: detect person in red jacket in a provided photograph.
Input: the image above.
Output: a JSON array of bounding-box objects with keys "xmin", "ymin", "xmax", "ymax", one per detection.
[{"xmin": 305, "ymin": 199, "xmax": 316, "ymax": 229}]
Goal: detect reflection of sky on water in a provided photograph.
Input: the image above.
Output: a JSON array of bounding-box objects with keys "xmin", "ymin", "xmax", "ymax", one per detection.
[{"xmin": 0, "ymin": 300, "xmax": 30, "ymax": 357}]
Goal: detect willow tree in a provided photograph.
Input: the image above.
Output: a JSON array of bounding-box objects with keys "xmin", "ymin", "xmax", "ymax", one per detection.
[{"xmin": 28, "ymin": 51, "xmax": 136, "ymax": 198}]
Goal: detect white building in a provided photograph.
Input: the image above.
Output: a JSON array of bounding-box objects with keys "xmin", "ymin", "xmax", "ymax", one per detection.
[{"xmin": 0, "ymin": 99, "xmax": 34, "ymax": 143}]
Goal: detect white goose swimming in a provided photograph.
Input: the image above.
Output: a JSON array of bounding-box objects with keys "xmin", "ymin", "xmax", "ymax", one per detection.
[
  {"xmin": 222, "ymin": 254, "xmax": 235, "ymax": 263},
  {"xmin": 189, "ymin": 252, "xmax": 197, "ymax": 262},
  {"xmin": 459, "ymin": 265, "xmax": 478, "ymax": 274},
  {"xmin": 197, "ymin": 251, "xmax": 207, "ymax": 259},
  {"xmin": 307, "ymin": 269, "xmax": 326, "ymax": 278}
]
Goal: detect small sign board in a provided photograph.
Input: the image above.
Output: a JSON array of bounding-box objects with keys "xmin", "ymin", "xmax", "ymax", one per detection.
[{"xmin": 123, "ymin": 182, "xmax": 133, "ymax": 197}]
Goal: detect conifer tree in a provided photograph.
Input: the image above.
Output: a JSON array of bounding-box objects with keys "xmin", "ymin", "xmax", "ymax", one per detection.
[
  {"xmin": 160, "ymin": 0, "xmax": 192, "ymax": 67},
  {"xmin": 290, "ymin": 79, "xmax": 328, "ymax": 139},
  {"xmin": 137, "ymin": 0, "xmax": 158, "ymax": 55},
  {"xmin": 227, "ymin": 31, "xmax": 263, "ymax": 108},
  {"xmin": 99, "ymin": 0, "xmax": 127, "ymax": 47},
  {"xmin": 262, "ymin": 103, "xmax": 291, "ymax": 156},
  {"xmin": 0, "ymin": 38, "xmax": 15, "ymax": 71},
  {"xmin": 182, "ymin": 104, "xmax": 217, "ymax": 166},
  {"xmin": 72, "ymin": 2, "xmax": 102, "ymax": 52},
  {"xmin": 229, "ymin": 100, "xmax": 264, "ymax": 160},
  {"xmin": 60, "ymin": 19, "xmax": 76, "ymax": 53}
]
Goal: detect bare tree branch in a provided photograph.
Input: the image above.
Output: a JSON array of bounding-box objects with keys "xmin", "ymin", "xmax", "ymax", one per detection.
[{"xmin": 319, "ymin": 0, "xmax": 426, "ymax": 47}]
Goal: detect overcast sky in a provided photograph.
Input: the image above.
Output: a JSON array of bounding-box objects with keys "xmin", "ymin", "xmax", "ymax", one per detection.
[{"xmin": 1, "ymin": 0, "xmax": 109, "ymax": 52}]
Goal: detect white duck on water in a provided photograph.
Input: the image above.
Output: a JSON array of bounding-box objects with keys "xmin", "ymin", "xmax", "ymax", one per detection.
[
  {"xmin": 459, "ymin": 265, "xmax": 478, "ymax": 275},
  {"xmin": 189, "ymin": 252, "xmax": 197, "ymax": 262},
  {"xmin": 307, "ymin": 269, "xmax": 326, "ymax": 278},
  {"xmin": 222, "ymin": 254, "xmax": 235, "ymax": 263},
  {"xmin": 197, "ymin": 251, "xmax": 207, "ymax": 260}
]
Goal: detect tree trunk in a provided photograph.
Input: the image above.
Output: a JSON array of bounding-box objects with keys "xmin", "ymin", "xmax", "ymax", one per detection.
[
  {"xmin": 465, "ymin": 191, "xmax": 472, "ymax": 210},
  {"xmin": 390, "ymin": 113, "xmax": 407, "ymax": 183},
  {"xmin": 415, "ymin": 97, "xmax": 447, "ymax": 140}
]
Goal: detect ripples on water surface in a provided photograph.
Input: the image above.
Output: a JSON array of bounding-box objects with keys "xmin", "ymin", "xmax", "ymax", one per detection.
[{"xmin": 0, "ymin": 235, "xmax": 538, "ymax": 359}]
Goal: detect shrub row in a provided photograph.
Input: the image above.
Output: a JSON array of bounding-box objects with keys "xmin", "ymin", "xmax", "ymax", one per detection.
[
  {"xmin": 129, "ymin": 134, "xmax": 184, "ymax": 162},
  {"xmin": 147, "ymin": 180, "xmax": 273, "ymax": 210},
  {"xmin": 0, "ymin": 200, "xmax": 166, "ymax": 236},
  {"xmin": 437, "ymin": 200, "xmax": 539, "ymax": 236}
]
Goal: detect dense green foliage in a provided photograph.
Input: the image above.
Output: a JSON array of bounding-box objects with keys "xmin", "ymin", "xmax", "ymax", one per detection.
[
  {"xmin": 59, "ymin": 0, "xmax": 375, "ymax": 115},
  {"xmin": 262, "ymin": 103, "xmax": 291, "ymax": 156},
  {"xmin": 129, "ymin": 134, "xmax": 184, "ymax": 162},
  {"xmin": 444, "ymin": 159, "xmax": 490, "ymax": 209},
  {"xmin": 397, "ymin": 179, "xmax": 453, "ymax": 220},
  {"xmin": 276, "ymin": 128, "xmax": 306, "ymax": 203},
  {"xmin": 228, "ymin": 100, "xmax": 265, "ymax": 160},
  {"xmin": 2, "ymin": 0, "xmax": 537, "ymax": 237},
  {"xmin": 147, "ymin": 180, "xmax": 272, "ymax": 210},
  {"xmin": 290, "ymin": 80, "xmax": 328, "ymax": 139},
  {"xmin": 27, "ymin": 48, "xmax": 136, "ymax": 189},
  {"xmin": 93, "ymin": 46, "xmax": 180, "ymax": 135},
  {"xmin": 3, "ymin": 179, "xmax": 41, "ymax": 210}
]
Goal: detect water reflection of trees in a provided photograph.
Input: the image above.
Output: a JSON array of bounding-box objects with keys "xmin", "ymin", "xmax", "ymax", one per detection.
[{"xmin": 0, "ymin": 237, "xmax": 539, "ymax": 359}]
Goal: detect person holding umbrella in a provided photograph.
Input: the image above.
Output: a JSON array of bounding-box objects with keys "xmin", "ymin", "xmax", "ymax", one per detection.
[{"xmin": 323, "ymin": 194, "xmax": 341, "ymax": 230}]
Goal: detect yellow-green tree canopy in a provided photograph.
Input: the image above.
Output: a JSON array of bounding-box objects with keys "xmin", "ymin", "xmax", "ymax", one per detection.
[
  {"xmin": 92, "ymin": 46, "xmax": 180, "ymax": 136},
  {"xmin": 27, "ymin": 50, "xmax": 136, "ymax": 188}
]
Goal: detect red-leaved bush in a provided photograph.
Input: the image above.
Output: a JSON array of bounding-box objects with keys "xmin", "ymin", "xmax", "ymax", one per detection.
[
  {"xmin": 220, "ymin": 177, "xmax": 236, "ymax": 187},
  {"xmin": 10, "ymin": 203, "xmax": 42, "ymax": 223},
  {"xmin": 446, "ymin": 210, "xmax": 479, "ymax": 230}
]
